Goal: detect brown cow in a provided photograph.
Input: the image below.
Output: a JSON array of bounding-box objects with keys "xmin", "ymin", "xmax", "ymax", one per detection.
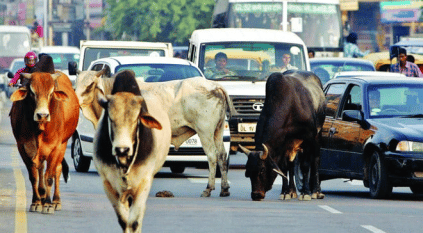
[{"xmin": 10, "ymin": 71, "xmax": 79, "ymax": 213}]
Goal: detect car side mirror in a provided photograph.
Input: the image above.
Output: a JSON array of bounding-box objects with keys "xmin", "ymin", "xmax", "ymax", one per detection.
[
  {"xmin": 7, "ymin": 71, "xmax": 13, "ymax": 79},
  {"xmin": 68, "ymin": 61, "xmax": 77, "ymax": 75},
  {"xmin": 342, "ymin": 110, "xmax": 370, "ymax": 129}
]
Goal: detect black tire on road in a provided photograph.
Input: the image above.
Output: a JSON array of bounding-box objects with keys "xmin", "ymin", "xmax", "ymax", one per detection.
[
  {"xmin": 170, "ymin": 165, "xmax": 185, "ymax": 174},
  {"xmin": 369, "ymin": 151, "xmax": 392, "ymax": 199},
  {"xmin": 71, "ymin": 135, "xmax": 91, "ymax": 172}
]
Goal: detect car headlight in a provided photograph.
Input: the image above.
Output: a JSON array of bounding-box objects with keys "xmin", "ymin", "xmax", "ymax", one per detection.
[{"xmin": 396, "ymin": 141, "xmax": 423, "ymax": 152}]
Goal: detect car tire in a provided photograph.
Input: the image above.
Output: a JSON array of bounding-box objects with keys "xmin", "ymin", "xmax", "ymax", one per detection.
[
  {"xmin": 369, "ymin": 151, "xmax": 392, "ymax": 199},
  {"xmin": 71, "ymin": 135, "xmax": 91, "ymax": 172},
  {"xmin": 410, "ymin": 185, "xmax": 423, "ymax": 195},
  {"xmin": 170, "ymin": 165, "xmax": 185, "ymax": 174}
]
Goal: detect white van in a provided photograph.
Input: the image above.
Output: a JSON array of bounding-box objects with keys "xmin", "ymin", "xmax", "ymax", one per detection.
[
  {"xmin": 188, "ymin": 28, "xmax": 309, "ymax": 152},
  {"xmin": 0, "ymin": 25, "xmax": 31, "ymax": 71}
]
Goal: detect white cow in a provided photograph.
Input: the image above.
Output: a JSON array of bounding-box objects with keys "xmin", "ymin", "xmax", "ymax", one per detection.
[
  {"xmin": 94, "ymin": 71, "xmax": 171, "ymax": 232},
  {"xmin": 75, "ymin": 69, "xmax": 231, "ymax": 197}
]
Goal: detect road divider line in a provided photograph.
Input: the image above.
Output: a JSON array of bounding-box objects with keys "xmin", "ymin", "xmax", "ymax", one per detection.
[
  {"xmin": 11, "ymin": 147, "xmax": 27, "ymax": 233},
  {"xmin": 318, "ymin": 205, "xmax": 342, "ymax": 214},
  {"xmin": 361, "ymin": 225, "xmax": 386, "ymax": 233}
]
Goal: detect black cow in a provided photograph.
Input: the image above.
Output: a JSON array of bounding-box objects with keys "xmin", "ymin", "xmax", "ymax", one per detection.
[{"xmin": 239, "ymin": 70, "xmax": 326, "ymax": 201}]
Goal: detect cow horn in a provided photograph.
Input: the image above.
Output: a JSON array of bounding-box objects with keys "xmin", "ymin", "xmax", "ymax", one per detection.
[
  {"xmin": 260, "ymin": 144, "xmax": 269, "ymax": 160},
  {"xmin": 51, "ymin": 73, "xmax": 61, "ymax": 80},
  {"xmin": 238, "ymin": 144, "xmax": 251, "ymax": 155},
  {"xmin": 96, "ymin": 68, "xmax": 107, "ymax": 77},
  {"xmin": 272, "ymin": 168, "xmax": 288, "ymax": 179}
]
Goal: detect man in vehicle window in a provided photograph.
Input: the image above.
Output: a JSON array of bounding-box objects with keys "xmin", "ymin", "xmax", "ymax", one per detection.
[
  {"xmin": 273, "ymin": 53, "xmax": 298, "ymax": 73},
  {"xmin": 390, "ymin": 48, "xmax": 423, "ymax": 77},
  {"xmin": 204, "ymin": 52, "xmax": 236, "ymax": 79}
]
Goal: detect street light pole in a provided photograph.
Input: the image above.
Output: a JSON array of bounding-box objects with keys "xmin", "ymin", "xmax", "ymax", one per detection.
[{"xmin": 43, "ymin": 0, "xmax": 47, "ymax": 46}]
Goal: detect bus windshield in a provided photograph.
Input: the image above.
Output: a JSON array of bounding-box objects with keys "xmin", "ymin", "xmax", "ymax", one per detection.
[
  {"xmin": 225, "ymin": 1, "xmax": 342, "ymax": 51},
  {"xmin": 199, "ymin": 42, "xmax": 306, "ymax": 81}
]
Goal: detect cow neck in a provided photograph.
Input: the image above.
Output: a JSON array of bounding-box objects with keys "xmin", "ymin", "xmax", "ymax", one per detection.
[{"xmin": 108, "ymin": 116, "xmax": 141, "ymax": 177}]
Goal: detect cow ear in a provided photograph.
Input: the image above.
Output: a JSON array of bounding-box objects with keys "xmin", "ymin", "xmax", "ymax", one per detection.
[
  {"xmin": 53, "ymin": 90, "xmax": 69, "ymax": 101},
  {"xmin": 10, "ymin": 88, "xmax": 28, "ymax": 102},
  {"xmin": 51, "ymin": 73, "xmax": 62, "ymax": 81},
  {"xmin": 140, "ymin": 114, "xmax": 162, "ymax": 130}
]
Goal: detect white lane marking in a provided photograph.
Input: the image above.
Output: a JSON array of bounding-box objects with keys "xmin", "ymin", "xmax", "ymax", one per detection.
[
  {"xmin": 188, "ymin": 178, "xmax": 231, "ymax": 184},
  {"xmin": 318, "ymin": 205, "xmax": 342, "ymax": 214},
  {"xmin": 347, "ymin": 180, "xmax": 364, "ymax": 186},
  {"xmin": 361, "ymin": 225, "xmax": 386, "ymax": 233}
]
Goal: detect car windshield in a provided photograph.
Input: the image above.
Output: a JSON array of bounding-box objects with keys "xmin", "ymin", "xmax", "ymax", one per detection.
[
  {"xmin": 50, "ymin": 53, "xmax": 80, "ymax": 70},
  {"xmin": 311, "ymin": 60, "xmax": 375, "ymax": 84},
  {"xmin": 199, "ymin": 42, "xmax": 306, "ymax": 81},
  {"xmin": 83, "ymin": 48, "xmax": 166, "ymax": 70},
  {"xmin": 368, "ymin": 84, "xmax": 423, "ymax": 118},
  {"xmin": 115, "ymin": 64, "xmax": 202, "ymax": 82},
  {"xmin": 10, "ymin": 60, "xmax": 25, "ymax": 73}
]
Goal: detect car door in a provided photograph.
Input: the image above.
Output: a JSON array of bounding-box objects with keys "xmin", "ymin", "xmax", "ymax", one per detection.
[
  {"xmin": 320, "ymin": 82, "xmax": 347, "ymax": 175},
  {"xmin": 328, "ymin": 84, "xmax": 364, "ymax": 177}
]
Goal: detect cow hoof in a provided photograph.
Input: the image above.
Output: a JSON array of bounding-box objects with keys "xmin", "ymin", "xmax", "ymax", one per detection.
[
  {"xmin": 220, "ymin": 190, "xmax": 230, "ymax": 197},
  {"xmin": 291, "ymin": 192, "xmax": 298, "ymax": 199},
  {"xmin": 201, "ymin": 190, "xmax": 211, "ymax": 197},
  {"xmin": 311, "ymin": 192, "xmax": 325, "ymax": 199},
  {"xmin": 42, "ymin": 205, "xmax": 55, "ymax": 214},
  {"xmin": 298, "ymin": 194, "xmax": 312, "ymax": 201},
  {"xmin": 279, "ymin": 194, "xmax": 291, "ymax": 200},
  {"xmin": 29, "ymin": 204, "xmax": 42, "ymax": 212},
  {"xmin": 54, "ymin": 203, "xmax": 62, "ymax": 211}
]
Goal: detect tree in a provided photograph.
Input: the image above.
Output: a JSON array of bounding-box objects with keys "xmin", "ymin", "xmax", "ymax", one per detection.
[{"xmin": 104, "ymin": 0, "xmax": 215, "ymax": 44}]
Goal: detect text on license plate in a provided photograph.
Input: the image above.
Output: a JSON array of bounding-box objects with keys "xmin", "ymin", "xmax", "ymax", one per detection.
[
  {"xmin": 183, "ymin": 138, "xmax": 198, "ymax": 145},
  {"xmin": 238, "ymin": 123, "xmax": 257, "ymax": 133}
]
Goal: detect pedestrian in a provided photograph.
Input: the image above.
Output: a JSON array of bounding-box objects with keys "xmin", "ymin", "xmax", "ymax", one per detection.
[
  {"xmin": 390, "ymin": 48, "xmax": 423, "ymax": 77},
  {"xmin": 343, "ymin": 32, "xmax": 370, "ymax": 58},
  {"xmin": 9, "ymin": 51, "xmax": 38, "ymax": 86}
]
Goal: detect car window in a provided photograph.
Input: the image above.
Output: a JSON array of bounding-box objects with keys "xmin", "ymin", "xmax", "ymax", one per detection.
[
  {"xmin": 368, "ymin": 84, "xmax": 423, "ymax": 118},
  {"xmin": 311, "ymin": 61, "xmax": 375, "ymax": 81},
  {"xmin": 115, "ymin": 64, "xmax": 203, "ymax": 82},
  {"xmin": 339, "ymin": 85, "xmax": 362, "ymax": 118},
  {"xmin": 324, "ymin": 83, "xmax": 347, "ymax": 118}
]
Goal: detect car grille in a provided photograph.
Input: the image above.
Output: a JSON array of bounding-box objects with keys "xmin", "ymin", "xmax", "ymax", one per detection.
[{"xmin": 231, "ymin": 96, "xmax": 265, "ymax": 115}]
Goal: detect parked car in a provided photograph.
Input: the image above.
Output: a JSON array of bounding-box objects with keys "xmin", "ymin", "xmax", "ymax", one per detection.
[
  {"xmin": 38, "ymin": 46, "xmax": 80, "ymax": 86},
  {"xmin": 318, "ymin": 73, "xmax": 423, "ymax": 198},
  {"xmin": 310, "ymin": 57, "xmax": 375, "ymax": 85},
  {"xmin": 72, "ymin": 56, "xmax": 231, "ymax": 174}
]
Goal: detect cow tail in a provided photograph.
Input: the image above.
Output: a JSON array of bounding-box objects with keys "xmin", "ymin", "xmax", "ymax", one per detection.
[
  {"xmin": 218, "ymin": 86, "xmax": 233, "ymax": 119},
  {"xmin": 62, "ymin": 159, "xmax": 69, "ymax": 183}
]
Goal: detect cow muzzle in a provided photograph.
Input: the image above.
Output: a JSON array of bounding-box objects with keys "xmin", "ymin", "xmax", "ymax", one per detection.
[{"xmin": 251, "ymin": 191, "xmax": 265, "ymax": 201}]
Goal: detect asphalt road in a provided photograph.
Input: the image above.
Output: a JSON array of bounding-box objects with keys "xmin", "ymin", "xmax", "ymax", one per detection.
[{"xmin": 2, "ymin": 97, "xmax": 423, "ymax": 233}]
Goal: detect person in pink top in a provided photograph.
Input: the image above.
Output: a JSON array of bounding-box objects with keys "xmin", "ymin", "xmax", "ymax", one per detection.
[{"xmin": 9, "ymin": 51, "xmax": 38, "ymax": 86}]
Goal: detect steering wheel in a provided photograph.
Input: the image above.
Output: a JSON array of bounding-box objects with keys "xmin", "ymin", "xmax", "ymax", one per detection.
[{"xmin": 381, "ymin": 108, "xmax": 400, "ymax": 113}]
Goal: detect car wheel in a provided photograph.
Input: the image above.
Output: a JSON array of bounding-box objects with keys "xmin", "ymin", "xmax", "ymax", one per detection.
[
  {"xmin": 170, "ymin": 165, "xmax": 185, "ymax": 174},
  {"xmin": 369, "ymin": 151, "xmax": 392, "ymax": 199},
  {"xmin": 71, "ymin": 135, "xmax": 91, "ymax": 172},
  {"xmin": 410, "ymin": 185, "xmax": 423, "ymax": 195}
]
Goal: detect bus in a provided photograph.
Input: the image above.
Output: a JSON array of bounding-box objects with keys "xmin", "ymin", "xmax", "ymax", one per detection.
[
  {"xmin": 0, "ymin": 25, "xmax": 32, "ymax": 71},
  {"xmin": 212, "ymin": 0, "xmax": 343, "ymax": 57}
]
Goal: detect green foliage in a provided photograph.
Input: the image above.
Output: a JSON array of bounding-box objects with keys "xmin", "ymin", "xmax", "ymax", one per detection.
[{"xmin": 104, "ymin": 0, "xmax": 215, "ymax": 44}]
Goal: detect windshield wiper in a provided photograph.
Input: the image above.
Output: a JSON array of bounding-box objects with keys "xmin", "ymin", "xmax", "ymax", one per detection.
[{"xmin": 401, "ymin": 114, "xmax": 423, "ymax": 118}]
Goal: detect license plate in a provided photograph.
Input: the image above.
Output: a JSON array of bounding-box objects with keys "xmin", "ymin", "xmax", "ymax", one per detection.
[
  {"xmin": 238, "ymin": 123, "xmax": 257, "ymax": 133},
  {"xmin": 183, "ymin": 138, "xmax": 198, "ymax": 145}
]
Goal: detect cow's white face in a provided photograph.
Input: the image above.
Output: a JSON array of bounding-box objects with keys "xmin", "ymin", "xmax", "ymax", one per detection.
[{"xmin": 100, "ymin": 92, "xmax": 162, "ymax": 167}]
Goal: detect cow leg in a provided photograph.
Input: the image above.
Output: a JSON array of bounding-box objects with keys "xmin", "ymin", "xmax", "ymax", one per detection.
[
  {"xmin": 42, "ymin": 147, "xmax": 66, "ymax": 214},
  {"xmin": 103, "ymin": 179, "xmax": 129, "ymax": 231},
  {"xmin": 198, "ymin": 132, "xmax": 217, "ymax": 197},
  {"xmin": 126, "ymin": 176, "xmax": 154, "ymax": 233},
  {"xmin": 53, "ymin": 161, "xmax": 63, "ymax": 210},
  {"xmin": 310, "ymin": 144, "xmax": 324, "ymax": 199},
  {"xmin": 279, "ymin": 167, "xmax": 290, "ymax": 200},
  {"xmin": 298, "ymin": 141, "xmax": 312, "ymax": 201},
  {"xmin": 27, "ymin": 163, "xmax": 43, "ymax": 212},
  {"xmin": 214, "ymin": 125, "xmax": 230, "ymax": 197},
  {"xmin": 38, "ymin": 162, "xmax": 46, "ymax": 203},
  {"xmin": 288, "ymin": 163, "xmax": 298, "ymax": 199}
]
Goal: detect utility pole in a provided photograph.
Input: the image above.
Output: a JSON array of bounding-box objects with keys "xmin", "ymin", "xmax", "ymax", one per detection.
[{"xmin": 85, "ymin": 0, "xmax": 90, "ymax": 40}]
